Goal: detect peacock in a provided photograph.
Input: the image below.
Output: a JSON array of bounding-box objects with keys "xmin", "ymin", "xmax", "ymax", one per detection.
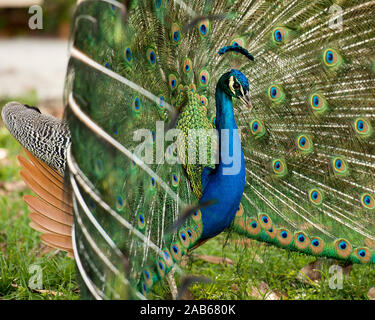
[{"xmin": 2, "ymin": 0, "xmax": 375, "ymax": 299}]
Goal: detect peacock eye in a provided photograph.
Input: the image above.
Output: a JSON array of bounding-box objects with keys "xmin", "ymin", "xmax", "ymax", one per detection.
[{"xmin": 233, "ymin": 82, "xmax": 240, "ymax": 90}]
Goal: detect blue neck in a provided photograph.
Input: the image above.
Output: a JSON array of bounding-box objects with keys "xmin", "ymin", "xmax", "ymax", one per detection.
[{"xmin": 199, "ymin": 84, "xmax": 246, "ymax": 239}]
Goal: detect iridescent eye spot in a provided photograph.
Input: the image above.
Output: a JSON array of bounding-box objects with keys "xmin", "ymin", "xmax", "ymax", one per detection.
[
  {"xmin": 272, "ymin": 158, "xmax": 287, "ymax": 177},
  {"xmin": 146, "ymin": 48, "xmax": 156, "ymax": 65},
  {"xmin": 270, "ymin": 87, "xmax": 277, "ymax": 98},
  {"xmin": 179, "ymin": 229, "xmax": 191, "ymax": 248},
  {"xmin": 192, "ymin": 209, "xmax": 202, "ymax": 222},
  {"xmin": 171, "ymin": 173, "xmax": 179, "ymax": 187},
  {"xmin": 268, "ymin": 85, "xmax": 284, "ymax": 103},
  {"xmin": 158, "ymin": 262, "xmax": 164, "ymax": 270},
  {"xmin": 361, "ymin": 193, "xmax": 375, "ymax": 210},
  {"xmin": 357, "ymin": 120, "xmax": 364, "ymax": 131},
  {"xmin": 310, "ymin": 237, "xmax": 325, "ymax": 254},
  {"xmin": 116, "ymin": 196, "xmax": 124, "ymax": 210},
  {"xmin": 353, "ymin": 117, "xmax": 372, "ymax": 137},
  {"xmin": 336, "ymin": 159, "xmax": 342, "ymax": 168},
  {"xmin": 312, "ymin": 96, "xmax": 320, "ymax": 107},
  {"xmin": 323, "ymin": 48, "xmax": 341, "ymax": 68},
  {"xmin": 272, "ymin": 27, "xmax": 290, "ymax": 44},
  {"xmin": 151, "ymin": 177, "xmax": 156, "ymax": 188},
  {"xmin": 334, "ymin": 238, "xmax": 352, "ymax": 258},
  {"xmin": 230, "ymin": 37, "xmax": 245, "ymax": 55},
  {"xmin": 173, "ymin": 31, "xmax": 179, "ymax": 41},
  {"xmin": 150, "ymin": 52, "xmax": 155, "ymax": 63},
  {"xmin": 339, "ymin": 241, "xmax": 347, "ymax": 250},
  {"xmin": 332, "ymin": 156, "xmax": 348, "ymax": 176},
  {"xmin": 168, "ymin": 74, "xmax": 178, "ymax": 90},
  {"xmin": 277, "ymin": 229, "xmax": 292, "ymax": 245},
  {"xmin": 124, "ymin": 47, "xmax": 132, "ymax": 63},
  {"xmin": 354, "ymin": 248, "xmax": 372, "ymax": 263},
  {"xmin": 309, "ymin": 188, "xmax": 323, "ymax": 205},
  {"xmin": 325, "ymin": 50, "xmax": 335, "ymax": 64},
  {"xmin": 183, "ymin": 58, "xmax": 192, "ymax": 74},
  {"xmin": 258, "ymin": 213, "xmax": 272, "ymax": 230},
  {"xmin": 309, "ymin": 92, "xmax": 328, "ymax": 114},
  {"xmin": 247, "ymin": 218, "xmax": 261, "ymax": 235},
  {"xmin": 132, "ymin": 96, "xmax": 142, "ymax": 115},
  {"xmin": 187, "ymin": 229, "xmax": 193, "ymax": 238},
  {"xmin": 297, "ymin": 135, "xmax": 313, "ymax": 153},
  {"xmin": 105, "ymin": 62, "xmax": 110, "ymax": 69},
  {"xmin": 172, "ymin": 245, "xmax": 179, "ymax": 254},
  {"xmin": 274, "ymin": 30, "xmax": 282, "ymax": 42},
  {"xmin": 198, "ymin": 20, "xmax": 210, "ymax": 37},
  {"xmin": 200, "ymin": 24, "xmax": 207, "ymax": 35},
  {"xmin": 200, "ymin": 95, "xmax": 208, "ymax": 106},
  {"xmin": 144, "ymin": 270, "xmax": 150, "ymax": 279},
  {"xmin": 164, "ymin": 250, "xmax": 170, "ymax": 260},
  {"xmin": 199, "ymin": 70, "xmax": 210, "ymax": 87},
  {"xmin": 171, "ymin": 23, "xmax": 181, "ymax": 44},
  {"xmin": 152, "ymin": 131, "xmax": 156, "ymax": 143},
  {"xmin": 294, "ymin": 232, "xmax": 310, "ymax": 250},
  {"xmin": 326, "ymin": 50, "xmax": 334, "ymax": 64},
  {"xmin": 249, "ymin": 119, "xmax": 266, "ymax": 138},
  {"xmin": 138, "ymin": 213, "xmax": 145, "ymax": 230}
]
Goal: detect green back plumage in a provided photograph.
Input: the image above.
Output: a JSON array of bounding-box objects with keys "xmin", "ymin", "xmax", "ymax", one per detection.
[{"xmin": 65, "ymin": 0, "xmax": 375, "ymax": 299}]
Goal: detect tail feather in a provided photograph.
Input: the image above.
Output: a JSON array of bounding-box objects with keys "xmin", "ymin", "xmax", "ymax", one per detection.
[{"xmin": 18, "ymin": 149, "xmax": 73, "ymax": 256}]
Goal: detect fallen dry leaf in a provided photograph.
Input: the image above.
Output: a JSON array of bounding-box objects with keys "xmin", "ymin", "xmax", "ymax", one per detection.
[
  {"xmin": 298, "ymin": 260, "xmax": 324, "ymax": 282},
  {"xmin": 368, "ymin": 287, "xmax": 375, "ymax": 300},
  {"xmin": 249, "ymin": 281, "xmax": 282, "ymax": 300},
  {"xmin": 231, "ymin": 284, "xmax": 239, "ymax": 292},
  {"xmin": 11, "ymin": 281, "xmax": 64, "ymax": 296},
  {"xmin": 298, "ymin": 259, "xmax": 353, "ymax": 284},
  {"xmin": 0, "ymin": 148, "xmax": 8, "ymax": 160},
  {"xmin": 0, "ymin": 180, "xmax": 27, "ymax": 193}
]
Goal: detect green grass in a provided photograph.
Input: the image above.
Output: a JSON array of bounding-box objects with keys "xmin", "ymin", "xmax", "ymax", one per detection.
[
  {"xmin": 0, "ymin": 98, "xmax": 374, "ymax": 300},
  {"xmin": 181, "ymin": 234, "xmax": 375, "ymax": 299}
]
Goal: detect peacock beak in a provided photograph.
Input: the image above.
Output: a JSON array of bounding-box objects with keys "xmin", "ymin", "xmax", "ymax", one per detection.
[{"xmin": 239, "ymin": 92, "xmax": 253, "ymax": 110}]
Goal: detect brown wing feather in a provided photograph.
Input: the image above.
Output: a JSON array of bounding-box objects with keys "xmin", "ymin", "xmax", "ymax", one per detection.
[{"xmin": 19, "ymin": 149, "xmax": 74, "ymax": 256}]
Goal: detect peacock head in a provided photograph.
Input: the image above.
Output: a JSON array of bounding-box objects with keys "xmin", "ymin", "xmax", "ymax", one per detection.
[
  {"xmin": 218, "ymin": 45, "xmax": 254, "ymax": 109},
  {"xmin": 219, "ymin": 69, "xmax": 251, "ymax": 108}
]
